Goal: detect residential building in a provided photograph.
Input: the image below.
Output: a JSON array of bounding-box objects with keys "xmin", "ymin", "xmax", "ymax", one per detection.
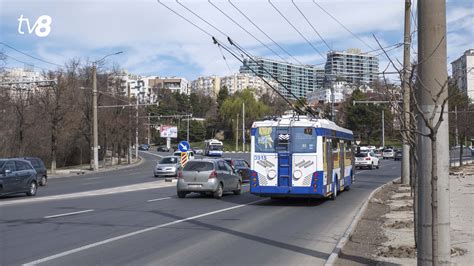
[
  {"xmin": 0, "ymin": 67, "xmax": 50, "ymax": 94},
  {"xmin": 451, "ymin": 49, "xmax": 474, "ymax": 100},
  {"xmin": 148, "ymin": 77, "xmax": 189, "ymax": 95},
  {"xmin": 307, "ymin": 81, "xmax": 354, "ymax": 105},
  {"xmin": 239, "ymin": 57, "xmax": 325, "ymax": 99},
  {"xmin": 220, "ymin": 73, "xmax": 278, "ymax": 96},
  {"xmin": 325, "ymin": 48, "xmax": 379, "ymax": 85},
  {"xmin": 191, "ymin": 75, "xmax": 221, "ymax": 98}
]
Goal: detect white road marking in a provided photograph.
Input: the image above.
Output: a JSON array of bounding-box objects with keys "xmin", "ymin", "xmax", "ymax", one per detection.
[
  {"xmin": 24, "ymin": 198, "xmax": 268, "ymax": 265},
  {"xmin": 0, "ymin": 181, "xmax": 175, "ymax": 207},
  {"xmin": 44, "ymin": 209, "xmax": 94, "ymax": 219},
  {"xmin": 85, "ymin": 176, "xmax": 103, "ymax": 180},
  {"xmin": 81, "ymin": 182, "xmax": 100, "ymax": 186},
  {"xmin": 147, "ymin": 197, "xmax": 171, "ymax": 202}
]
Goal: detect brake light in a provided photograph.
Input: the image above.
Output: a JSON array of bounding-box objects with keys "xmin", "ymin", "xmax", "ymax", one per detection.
[
  {"xmin": 178, "ymin": 170, "xmax": 183, "ymax": 179},
  {"xmin": 208, "ymin": 170, "xmax": 217, "ymax": 179},
  {"xmin": 365, "ymin": 157, "xmax": 371, "ymax": 161}
]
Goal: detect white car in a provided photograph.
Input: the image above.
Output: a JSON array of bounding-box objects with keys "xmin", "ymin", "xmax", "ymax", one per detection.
[
  {"xmin": 355, "ymin": 151, "xmax": 380, "ymax": 170},
  {"xmin": 382, "ymin": 149, "xmax": 395, "ymax": 159},
  {"xmin": 173, "ymin": 151, "xmax": 195, "ymax": 161}
]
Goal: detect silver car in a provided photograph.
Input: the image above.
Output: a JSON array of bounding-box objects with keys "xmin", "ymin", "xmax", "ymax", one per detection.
[
  {"xmin": 177, "ymin": 159, "xmax": 242, "ymax": 199},
  {"xmin": 154, "ymin": 156, "xmax": 180, "ymax": 177}
]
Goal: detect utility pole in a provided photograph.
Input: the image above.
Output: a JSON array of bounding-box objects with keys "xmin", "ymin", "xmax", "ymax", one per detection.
[
  {"xmin": 454, "ymin": 105, "xmax": 459, "ymax": 146},
  {"xmin": 135, "ymin": 86, "xmax": 139, "ymax": 159},
  {"xmin": 147, "ymin": 114, "xmax": 151, "ymax": 146},
  {"xmin": 128, "ymin": 84, "xmax": 132, "ymax": 164},
  {"xmin": 186, "ymin": 113, "xmax": 190, "ymax": 142},
  {"xmin": 236, "ymin": 113, "xmax": 239, "ymax": 151},
  {"xmin": 92, "ymin": 65, "xmax": 99, "ymax": 171},
  {"xmin": 382, "ymin": 109, "xmax": 385, "ymax": 148},
  {"xmin": 242, "ymin": 102, "xmax": 245, "ymax": 152},
  {"xmin": 417, "ymin": 0, "xmax": 450, "ymax": 265},
  {"xmin": 401, "ymin": 0, "xmax": 412, "ymax": 186}
]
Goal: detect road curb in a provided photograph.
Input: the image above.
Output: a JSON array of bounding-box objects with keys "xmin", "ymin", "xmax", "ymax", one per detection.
[
  {"xmin": 324, "ymin": 176, "xmax": 401, "ymax": 266},
  {"xmin": 48, "ymin": 156, "xmax": 145, "ymax": 180}
]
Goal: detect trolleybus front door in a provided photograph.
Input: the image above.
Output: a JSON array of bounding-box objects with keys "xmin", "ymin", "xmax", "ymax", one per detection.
[
  {"xmin": 326, "ymin": 139, "xmax": 333, "ymax": 189},
  {"xmin": 276, "ymin": 128, "xmax": 291, "ymax": 188}
]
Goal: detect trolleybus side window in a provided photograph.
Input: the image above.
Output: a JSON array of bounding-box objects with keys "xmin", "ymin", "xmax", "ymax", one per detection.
[
  {"xmin": 291, "ymin": 127, "xmax": 316, "ymax": 153},
  {"xmin": 255, "ymin": 127, "xmax": 276, "ymax": 153}
]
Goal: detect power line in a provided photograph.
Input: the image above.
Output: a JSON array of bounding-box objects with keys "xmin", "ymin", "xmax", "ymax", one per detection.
[
  {"xmin": 3, "ymin": 54, "xmax": 56, "ymax": 72},
  {"xmin": 228, "ymin": 0, "xmax": 303, "ymax": 65},
  {"xmin": 175, "ymin": 0, "xmax": 228, "ymax": 38},
  {"xmin": 268, "ymin": 0, "xmax": 326, "ymax": 61},
  {"xmin": 291, "ymin": 0, "xmax": 332, "ymax": 51},
  {"xmin": 312, "ymin": 0, "xmax": 375, "ymax": 51},
  {"xmin": 207, "ymin": 0, "xmax": 288, "ymax": 62},
  {"xmin": 0, "ymin": 42, "xmax": 63, "ymax": 68}
]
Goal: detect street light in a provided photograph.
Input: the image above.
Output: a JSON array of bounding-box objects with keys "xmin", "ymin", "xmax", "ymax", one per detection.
[{"xmin": 92, "ymin": 51, "xmax": 123, "ymax": 171}]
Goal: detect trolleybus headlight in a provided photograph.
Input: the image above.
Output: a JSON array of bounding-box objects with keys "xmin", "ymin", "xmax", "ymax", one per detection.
[
  {"xmin": 268, "ymin": 169, "xmax": 277, "ymax": 179},
  {"xmin": 293, "ymin": 170, "xmax": 303, "ymax": 180}
]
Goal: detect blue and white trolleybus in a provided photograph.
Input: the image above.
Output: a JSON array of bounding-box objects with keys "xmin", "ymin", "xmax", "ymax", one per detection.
[{"xmin": 250, "ymin": 115, "xmax": 355, "ymax": 199}]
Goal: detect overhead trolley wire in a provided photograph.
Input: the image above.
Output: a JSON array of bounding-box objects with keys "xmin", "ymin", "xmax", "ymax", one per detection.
[
  {"xmin": 291, "ymin": 0, "xmax": 332, "ymax": 51},
  {"xmin": 228, "ymin": 0, "xmax": 303, "ymax": 65},
  {"xmin": 0, "ymin": 42, "xmax": 63, "ymax": 68},
  {"xmin": 207, "ymin": 0, "xmax": 288, "ymax": 62},
  {"xmin": 268, "ymin": 0, "xmax": 326, "ymax": 61},
  {"xmin": 312, "ymin": 0, "xmax": 375, "ymax": 51}
]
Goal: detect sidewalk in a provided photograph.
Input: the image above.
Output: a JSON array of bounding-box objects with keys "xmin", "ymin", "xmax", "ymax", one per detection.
[
  {"xmin": 47, "ymin": 156, "xmax": 144, "ymax": 179},
  {"xmin": 335, "ymin": 163, "xmax": 474, "ymax": 265}
]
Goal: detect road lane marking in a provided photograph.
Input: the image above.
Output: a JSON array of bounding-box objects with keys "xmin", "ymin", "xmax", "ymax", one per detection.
[
  {"xmin": 24, "ymin": 198, "xmax": 268, "ymax": 265},
  {"xmin": 44, "ymin": 209, "xmax": 94, "ymax": 219},
  {"xmin": 147, "ymin": 197, "xmax": 171, "ymax": 202},
  {"xmin": 0, "ymin": 181, "xmax": 175, "ymax": 207},
  {"xmin": 85, "ymin": 176, "xmax": 103, "ymax": 180},
  {"xmin": 81, "ymin": 182, "xmax": 100, "ymax": 186}
]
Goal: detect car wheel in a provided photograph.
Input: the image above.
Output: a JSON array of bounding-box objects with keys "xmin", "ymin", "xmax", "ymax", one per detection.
[
  {"xmin": 233, "ymin": 181, "xmax": 242, "ymax": 195},
  {"xmin": 214, "ymin": 183, "xmax": 223, "ymax": 199},
  {"xmin": 26, "ymin": 181, "xmax": 37, "ymax": 196},
  {"xmin": 376, "ymin": 161, "xmax": 380, "ymax": 169},
  {"xmin": 177, "ymin": 191, "xmax": 187, "ymax": 198},
  {"xmin": 369, "ymin": 163, "xmax": 373, "ymax": 170},
  {"xmin": 40, "ymin": 176, "xmax": 47, "ymax": 186}
]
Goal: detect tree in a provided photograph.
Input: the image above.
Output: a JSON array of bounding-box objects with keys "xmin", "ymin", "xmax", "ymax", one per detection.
[{"xmin": 217, "ymin": 85, "xmax": 229, "ymax": 110}]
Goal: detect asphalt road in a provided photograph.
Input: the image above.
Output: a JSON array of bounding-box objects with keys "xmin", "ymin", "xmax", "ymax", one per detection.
[{"xmin": 0, "ymin": 154, "xmax": 401, "ymax": 266}]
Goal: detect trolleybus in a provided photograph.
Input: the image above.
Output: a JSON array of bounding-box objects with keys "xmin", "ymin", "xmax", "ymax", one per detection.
[
  {"xmin": 204, "ymin": 139, "xmax": 224, "ymax": 157},
  {"xmin": 250, "ymin": 115, "xmax": 355, "ymax": 199}
]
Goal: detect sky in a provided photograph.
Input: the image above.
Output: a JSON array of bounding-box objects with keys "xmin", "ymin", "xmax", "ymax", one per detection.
[{"xmin": 0, "ymin": 0, "xmax": 473, "ymax": 82}]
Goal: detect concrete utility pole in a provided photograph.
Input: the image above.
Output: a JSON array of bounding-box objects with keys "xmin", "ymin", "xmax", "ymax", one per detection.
[
  {"xmin": 381, "ymin": 109, "xmax": 385, "ymax": 148},
  {"xmin": 135, "ymin": 87, "xmax": 139, "ymax": 159},
  {"xmin": 401, "ymin": 0, "xmax": 412, "ymax": 185},
  {"xmin": 417, "ymin": 0, "xmax": 450, "ymax": 265},
  {"xmin": 147, "ymin": 114, "xmax": 151, "ymax": 145},
  {"xmin": 236, "ymin": 113, "xmax": 239, "ymax": 151},
  {"xmin": 128, "ymin": 84, "xmax": 132, "ymax": 164},
  {"xmin": 454, "ymin": 105, "xmax": 459, "ymax": 146},
  {"xmin": 186, "ymin": 113, "xmax": 190, "ymax": 143},
  {"xmin": 92, "ymin": 65, "xmax": 99, "ymax": 171},
  {"xmin": 242, "ymin": 102, "xmax": 245, "ymax": 152}
]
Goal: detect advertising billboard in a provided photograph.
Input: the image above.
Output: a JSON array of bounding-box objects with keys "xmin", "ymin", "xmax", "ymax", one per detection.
[{"xmin": 160, "ymin": 125, "xmax": 178, "ymax": 138}]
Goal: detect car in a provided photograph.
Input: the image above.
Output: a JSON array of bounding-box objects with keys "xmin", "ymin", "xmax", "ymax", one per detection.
[
  {"xmin": 382, "ymin": 148, "xmax": 395, "ymax": 159},
  {"xmin": 154, "ymin": 156, "xmax": 180, "ymax": 177},
  {"xmin": 374, "ymin": 149, "xmax": 383, "ymax": 159},
  {"xmin": 156, "ymin": 145, "xmax": 170, "ymax": 152},
  {"xmin": 176, "ymin": 159, "xmax": 242, "ymax": 199},
  {"xmin": 394, "ymin": 150, "xmax": 403, "ymax": 161},
  {"xmin": 222, "ymin": 158, "xmax": 251, "ymax": 182},
  {"xmin": 138, "ymin": 144, "xmax": 150, "ymax": 151},
  {"xmin": 17, "ymin": 157, "xmax": 48, "ymax": 186},
  {"xmin": 355, "ymin": 151, "xmax": 380, "ymax": 170},
  {"xmin": 193, "ymin": 148, "xmax": 204, "ymax": 155},
  {"xmin": 0, "ymin": 158, "xmax": 38, "ymax": 197},
  {"xmin": 173, "ymin": 151, "xmax": 195, "ymax": 161}
]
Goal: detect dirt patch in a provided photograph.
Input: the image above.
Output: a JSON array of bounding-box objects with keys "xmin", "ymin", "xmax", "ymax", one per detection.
[
  {"xmin": 451, "ymin": 247, "xmax": 467, "ymax": 257},
  {"xmin": 378, "ymin": 245, "xmax": 416, "ymax": 258},
  {"xmin": 392, "ymin": 205, "xmax": 412, "ymax": 212},
  {"xmin": 385, "ymin": 220, "xmax": 414, "ymax": 229},
  {"xmin": 335, "ymin": 183, "xmax": 399, "ymax": 265}
]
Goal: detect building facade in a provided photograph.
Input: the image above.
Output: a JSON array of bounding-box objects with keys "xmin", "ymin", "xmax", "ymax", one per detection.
[
  {"xmin": 451, "ymin": 49, "xmax": 474, "ymax": 100},
  {"xmin": 220, "ymin": 73, "xmax": 277, "ymax": 96},
  {"xmin": 191, "ymin": 75, "xmax": 221, "ymax": 98},
  {"xmin": 239, "ymin": 57, "xmax": 325, "ymax": 99},
  {"xmin": 306, "ymin": 81, "xmax": 354, "ymax": 105},
  {"xmin": 325, "ymin": 48, "xmax": 379, "ymax": 85},
  {"xmin": 148, "ymin": 77, "xmax": 189, "ymax": 95}
]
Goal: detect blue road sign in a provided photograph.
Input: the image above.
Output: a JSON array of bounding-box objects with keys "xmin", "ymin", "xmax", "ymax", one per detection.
[{"xmin": 178, "ymin": 141, "xmax": 190, "ymax": 152}]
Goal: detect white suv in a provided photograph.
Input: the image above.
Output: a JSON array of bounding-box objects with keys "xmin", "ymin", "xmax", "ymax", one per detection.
[
  {"xmin": 382, "ymin": 149, "xmax": 395, "ymax": 159},
  {"xmin": 355, "ymin": 151, "xmax": 380, "ymax": 170}
]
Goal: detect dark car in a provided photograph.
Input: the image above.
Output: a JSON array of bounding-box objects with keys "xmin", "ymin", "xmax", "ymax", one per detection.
[
  {"xmin": 0, "ymin": 158, "xmax": 38, "ymax": 197},
  {"xmin": 157, "ymin": 145, "xmax": 170, "ymax": 152},
  {"xmin": 138, "ymin": 144, "xmax": 150, "ymax": 151},
  {"xmin": 223, "ymin": 158, "xmax": 251, "ymax": 182},
  {"xmin": 394, "ymin": 150, "xmax": 403, "ymax": 161},
  {"xmin": 17, "ymin": 157, "xmax": 48, "ymax": 186}
]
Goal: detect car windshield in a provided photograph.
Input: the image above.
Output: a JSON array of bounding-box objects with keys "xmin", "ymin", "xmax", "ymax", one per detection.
[
  {"xmin": 384, "ymin": 149, "xmax": 393, "ymax": 152},
  {"xmin": 356, "ymin": 152, "xmax": 368, "ymax": 157},
  {"xmin": 183, "ymin": 161, "xmax": 214, "ymax": 172},
  {"xmin": 0, "ymin": 160, "xmax": 5, "ymax": 168},
  {"xmin": 160, "ymin": 157, "xmax": 177, "ymax": 164}
]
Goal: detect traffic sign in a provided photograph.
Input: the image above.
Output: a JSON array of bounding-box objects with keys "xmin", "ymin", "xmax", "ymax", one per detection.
[
  {"xmin": 178, "ymin": 141, "xmax": 190, "ymax": 152},
  {"xmin": 180, "ymin": 152, "xmax": 189, "ymax": 166}
]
